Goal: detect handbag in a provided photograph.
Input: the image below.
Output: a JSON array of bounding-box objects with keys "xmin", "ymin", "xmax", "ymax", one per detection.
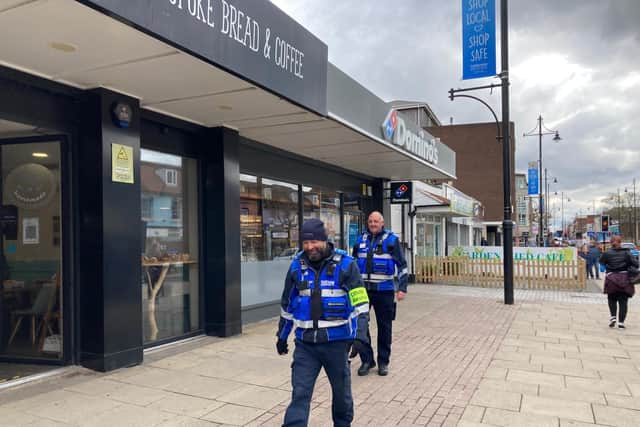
[{"xmin": 600, "ymin": 263, "xmax": 606, "ymax": 273}]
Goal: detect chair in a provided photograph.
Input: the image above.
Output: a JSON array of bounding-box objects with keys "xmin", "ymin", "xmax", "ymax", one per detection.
[{"xmin": 8, "ymin": 281, "xmax": 56, "ymax": 346}]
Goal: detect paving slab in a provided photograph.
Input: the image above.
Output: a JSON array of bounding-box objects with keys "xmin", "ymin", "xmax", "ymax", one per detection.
[{"xmin": 520, "ymin": 395, "xmax": 594, "ymax": 423}]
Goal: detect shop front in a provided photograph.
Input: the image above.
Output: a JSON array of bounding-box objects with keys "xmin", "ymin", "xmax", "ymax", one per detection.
[{"xmin": 0, "ymin": 0, "xmax": 456, "ymax": 380}]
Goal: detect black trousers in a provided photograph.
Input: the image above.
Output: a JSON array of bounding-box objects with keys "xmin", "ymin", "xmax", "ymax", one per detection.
[
  {"xmin": 608, "ymin": 292, "xmax": 629, "ymax": 323},
  {"xmin": 360, "ymin": 290, "xmax": 395, "ymax": 366},
  {"xmin": 284, "ymin": 340, "xmax": 353, "ymax": 427}
]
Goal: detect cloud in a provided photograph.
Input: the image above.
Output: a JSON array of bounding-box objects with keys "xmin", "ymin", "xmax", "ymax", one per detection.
[{"xmin": 271, "ymin": 0, "xmax": 640, "ymax": 224}]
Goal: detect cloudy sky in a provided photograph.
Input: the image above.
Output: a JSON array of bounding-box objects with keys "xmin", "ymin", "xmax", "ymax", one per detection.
[{"xmin": 271, "ymin": 0, "xmax": 640, "ymax": 227}]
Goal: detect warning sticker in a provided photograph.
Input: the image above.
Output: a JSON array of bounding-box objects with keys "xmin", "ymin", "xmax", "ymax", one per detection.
[{"xmin": 112, "ymin": 143, "xmax": 134, "ymax": 184}]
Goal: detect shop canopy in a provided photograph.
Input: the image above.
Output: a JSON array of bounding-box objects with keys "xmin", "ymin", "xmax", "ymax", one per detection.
[{"xmin": 0, "ymin": 0, "xmax": 455, "ymax": 181}]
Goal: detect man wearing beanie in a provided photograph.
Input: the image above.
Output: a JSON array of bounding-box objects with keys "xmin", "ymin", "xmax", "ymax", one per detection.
[
  {"xmin": 276, "ymin": 218, "xmax": 370, "ymax": 427},
  {"xmin": 352, "ymin": 211, "xmax": 408, "ymax": 377}
]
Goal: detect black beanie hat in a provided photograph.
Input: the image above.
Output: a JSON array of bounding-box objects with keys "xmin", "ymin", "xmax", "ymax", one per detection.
[{"xmin": 301, "ymin": 218, "xmax": 327, "ymax": 242}]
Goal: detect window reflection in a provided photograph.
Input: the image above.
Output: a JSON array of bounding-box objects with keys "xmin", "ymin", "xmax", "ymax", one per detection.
[
  {"xmin": 303, "ymin": 187, "xmax": 341, "ymax": 247},
  {"xmin": 240, "ymin": 175, "xmax": 299, "ymax": 262},
  {"xmin": 140, "ymin": 149, "xmax": 199, "ymax": 344}
]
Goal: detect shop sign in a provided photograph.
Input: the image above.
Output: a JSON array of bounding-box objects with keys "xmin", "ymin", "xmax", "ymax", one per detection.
[
  {"xmin": 381, "ymin": 110, "xmax": 440, "ymax": 165},
  {"xmin": 112, "ymin": 143, "xmax": 134, "ymax": 184},
  {"xmin": 390, "ymin": 181, "xmax": 412, "ymax": 204},
  {"xmin": 462, "ymin": 0, "xmax": 496, "ymax": 80},
  {"xmin": 79, "ymin": 0, "xmax": 328, "ymax": 115},
  {"xmin": 449, "ymin": 245, "xmax": 577, "ymax": 262},
  {"xmin": 4, "ymin": 164, "xmax": 57, "ymax": 210},
  {"xmin": 445, "ymin": 186, "xmax": 474, "ymax": 217}
]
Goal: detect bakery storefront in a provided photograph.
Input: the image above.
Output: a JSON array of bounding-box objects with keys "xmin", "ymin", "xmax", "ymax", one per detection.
[{"xmin": 0, "ymin": 0, "xmax": 455, "ymax": 382}]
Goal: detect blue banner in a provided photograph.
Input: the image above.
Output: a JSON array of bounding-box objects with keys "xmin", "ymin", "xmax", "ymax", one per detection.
[
  {"xmin": 528, "ymin": 168, "xmax": 539, "ymax": 195},
  {"xmin": 462, "ymin": 0, "xmax": 497, "ymax": 80}
]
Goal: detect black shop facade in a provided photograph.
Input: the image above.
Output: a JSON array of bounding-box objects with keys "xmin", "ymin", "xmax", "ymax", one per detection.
[{"xmin": 0, "ymin": 0, "xmax": 455, "ymax": 380}]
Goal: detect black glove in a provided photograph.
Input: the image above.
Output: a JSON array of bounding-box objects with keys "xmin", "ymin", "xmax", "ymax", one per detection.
[
  {"xmin": 348, "ymin": 339, "xmax": 365, "ymax": 359},
  {"xmin": 276, "ymin": 339, "xmax": 289, "ymax": 355}
]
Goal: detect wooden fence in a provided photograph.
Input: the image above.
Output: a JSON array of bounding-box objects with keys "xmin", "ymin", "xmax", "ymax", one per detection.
[{"xmin": 414, "ymin": 256, "xmax": 587, "ymax": 290}]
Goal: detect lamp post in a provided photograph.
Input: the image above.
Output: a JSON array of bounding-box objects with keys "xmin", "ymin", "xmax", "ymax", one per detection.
[
  {"xmin": 625, "ymin": 179, "xmax": 637, "ymax": 244},
  {"xmin": 523, "ymin": 116, "xmax": 561, "ymax": 246},
  {"xmin": 555, "ymin": 191, "xmax": 570, "ymax": 239},
  {"xmin": 544, "ymin": 172, "xmax": 557, "ymax": 243}
]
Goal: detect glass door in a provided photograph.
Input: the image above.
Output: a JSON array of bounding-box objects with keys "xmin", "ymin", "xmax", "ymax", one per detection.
[{"xmin": 0, "ymin": 141, "xmax": 63, "ymax": 361}]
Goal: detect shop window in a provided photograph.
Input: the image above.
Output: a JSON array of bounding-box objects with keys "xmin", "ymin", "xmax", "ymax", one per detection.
[
  {"xmin": 303, "ymin": 187, "xmax": 341, "ymax": 247},
  {"xmin": 240, "ymin": 175, "xmax": 299, "ymax": 308},
  {"xmin": 141, "ymin": 149, "xmax": 199, "ymax": 345}
]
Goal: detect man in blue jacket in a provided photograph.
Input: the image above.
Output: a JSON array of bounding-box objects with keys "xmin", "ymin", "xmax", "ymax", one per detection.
[
  {"xmin": 352, "ymin": 211, "xmax": 408, "ymax": 377},
  {"xmin": 277, "ymin": 218, "xmax": 370, "ymax": 427}
]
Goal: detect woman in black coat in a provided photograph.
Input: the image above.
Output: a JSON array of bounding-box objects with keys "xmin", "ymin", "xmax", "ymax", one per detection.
[{"xmin": 600, "ymin": 236, "xmax": 638, "ymax": 328}]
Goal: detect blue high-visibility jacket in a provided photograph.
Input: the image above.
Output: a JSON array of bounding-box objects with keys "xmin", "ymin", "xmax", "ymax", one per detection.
[
  {"xmin": 353, "ymin": 229, "xmax": 408, "ymax": 292},
  {"xmin": 277, "ymin": 246, "xmax": 370, "ymax": 344}
]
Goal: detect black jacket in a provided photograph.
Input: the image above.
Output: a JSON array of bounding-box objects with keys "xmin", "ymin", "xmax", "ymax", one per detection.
[{"xmin": 599, "ymin": 248, "xmax": 638, "ymax": 273}]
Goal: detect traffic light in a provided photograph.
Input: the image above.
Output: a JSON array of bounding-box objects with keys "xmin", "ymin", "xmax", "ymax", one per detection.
[{"xmin": 602, "ymin": 215, "xmax": 609, "ymax": 232}]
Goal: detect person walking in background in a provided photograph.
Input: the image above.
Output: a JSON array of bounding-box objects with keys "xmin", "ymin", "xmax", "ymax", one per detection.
[
  {"xmin": 587, "ymin": 240, "xmax": 602, "ymax": 279},
  {"xmin": 352, "ymin": 211, "xmax": 408, "ymax": 376},
  {"xmin": 277, "ymin": 218, "xmax": 370, "ymax": 427},
  {"xmin": 600, "ymin": 235, "xmax": 638, "ymax": 329}
]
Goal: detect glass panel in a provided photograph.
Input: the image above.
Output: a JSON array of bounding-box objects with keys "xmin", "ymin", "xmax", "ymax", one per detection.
[
  {"xmin": 343, "ymin": 193, "xmax": 362, "ymax": 251},
  {"xmin": 240, "ymin": 176, "xmax": 299, "ymax": 307},
  {"xmin": 303, "ymin": 187, "xmax": 341, "ymax": 247},
  {"xmin": 141, "ymin": 149, "xmax": 199, "ymax": 344},
  {"xmin": 0, "ymin": 142, "xmax": 62, "ymax": 359}
]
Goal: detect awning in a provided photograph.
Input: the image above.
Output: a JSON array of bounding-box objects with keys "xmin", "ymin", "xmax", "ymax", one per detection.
[{"xmin": 0, "ymin": 0, "xmax": 455, "ymax": 181}]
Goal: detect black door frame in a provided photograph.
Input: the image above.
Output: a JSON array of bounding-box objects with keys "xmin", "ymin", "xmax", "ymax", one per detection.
[{"xmin": 0, "ymin": 134, "xmax": 74, "ymax": 367}]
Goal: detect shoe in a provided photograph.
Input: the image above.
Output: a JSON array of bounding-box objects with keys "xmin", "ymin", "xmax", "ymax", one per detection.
[
  {"xmin": 618, "ymin": 323, "xmax": 626, "ymax": 329},
  {"xmin": 378, "ymin": 364, "xmax": 389, "ymax": 376},
  {"xmin": 357, "ymin": 361, "xmax": 376, "ymax": 376},
  {"xmin": 609, "ymin": 317, "xmax": 617, "ymax": 328}
]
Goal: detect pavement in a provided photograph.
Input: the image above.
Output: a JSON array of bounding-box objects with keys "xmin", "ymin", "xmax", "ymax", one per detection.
[{"xmin": 1, "ymin": 281, "xmax": 639, "ymax": 426}]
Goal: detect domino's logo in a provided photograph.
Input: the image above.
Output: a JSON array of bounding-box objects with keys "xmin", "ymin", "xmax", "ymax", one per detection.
[
  {"xmin": 395, "ymin": 183, "xmax": 408, "ymax": 198},
  {"xmin": 383, "ymin": 110, "xmax": 398, "ymax": 140}
]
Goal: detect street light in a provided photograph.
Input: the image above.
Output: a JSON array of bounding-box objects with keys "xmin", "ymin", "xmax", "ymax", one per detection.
[
  {"xmin": 523, "ymin": 116, "xmax": 561, "ymax": 246},
  {"xmin": 624, "ymin": 179, "xmax": 637, "ymax": 244},
  {"xmin": 555, "ymin": 191, "xmax": 570, "ymax": 238}
]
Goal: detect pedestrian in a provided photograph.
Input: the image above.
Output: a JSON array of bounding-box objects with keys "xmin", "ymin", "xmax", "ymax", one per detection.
[
  {"xmin": 599, "ymin": 235, "xmax": 638, "ymax": 329},
  {"xmin": 352, "ymin": 211, "xmax": 408, "ymax": 376},
  {"xmin": 276, "ymin": 218, "xmax": 370, "ymax": 427},
  {"xmin": 587, "ymin": 240, "xmax": 602, "ymax": 279}
]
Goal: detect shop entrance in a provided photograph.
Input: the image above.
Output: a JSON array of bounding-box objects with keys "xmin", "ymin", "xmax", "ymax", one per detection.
[{"xmin": 0, "ymin": 132, "xmax": 66, "ymax": 382}]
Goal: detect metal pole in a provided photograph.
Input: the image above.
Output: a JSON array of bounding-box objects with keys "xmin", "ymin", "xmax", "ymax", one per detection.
[
  {"xmin": 561, "ymin": 192, "xmax": 564, "ymax": 237},
  {"xmin": 501, "ymin": 0, "xmax": 513, "ymax": 305},
  {"xmin": 634, "ymin": 178, "xmax": 637, "ymax": 244},
  {"xmin": 538, "ymin": 116, "xmax": 543, "ymax": 246},
  {"xmin": 544, "ymin": 167, "xmax": 548, "ymax": 245}
]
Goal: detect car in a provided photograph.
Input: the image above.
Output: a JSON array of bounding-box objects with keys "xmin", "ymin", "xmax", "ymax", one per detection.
[{"xmin": 621, "ymin": 242, "xmax": 639, "ymax": 259}]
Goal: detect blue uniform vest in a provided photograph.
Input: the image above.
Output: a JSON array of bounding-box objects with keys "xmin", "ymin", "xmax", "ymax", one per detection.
[
  {"xmin": 288, "ymin": 249, "xmax": 358, "ymax": 342},
  {"xmin": 355, "ymin": 231, "xmax": 397, "ymax": 291}
]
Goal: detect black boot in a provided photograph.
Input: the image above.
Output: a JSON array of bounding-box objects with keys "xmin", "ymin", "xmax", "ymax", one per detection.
[{"xmin": 357, "ymin": 361, "xmax": 376, "ymax": 376}]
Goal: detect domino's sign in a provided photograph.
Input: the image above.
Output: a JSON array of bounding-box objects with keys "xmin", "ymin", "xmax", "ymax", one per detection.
[
  {"xmin": 390, "ymin": 181, "xmax": 412, "ymax": 204},
  {"xmin": 382, "ymin": 110, "xmax": 439, "ymax": 165}
]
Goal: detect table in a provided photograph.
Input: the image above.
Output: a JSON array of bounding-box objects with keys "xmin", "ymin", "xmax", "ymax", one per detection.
[{"xmin": 142, "ymin": 260, "xmax": 196, "ymax": 341}]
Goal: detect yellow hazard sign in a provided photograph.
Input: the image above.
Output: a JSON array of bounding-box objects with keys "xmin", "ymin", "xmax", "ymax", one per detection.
[{"xmin": 111, "ymin": 143, "xmax": 134, "ymax": 184}]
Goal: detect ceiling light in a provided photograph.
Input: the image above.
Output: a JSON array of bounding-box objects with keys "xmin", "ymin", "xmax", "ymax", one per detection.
[
  {"xmin": 49, "ymin": 42, "xmax": 76, "ymax": 53},
  {"xmin": 32, "ymin": 152, "xmax": 49, "ymax": 158},
  {"xmin": 218, "ymin": 105, "xmax": 233, "ymax": 111}
]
